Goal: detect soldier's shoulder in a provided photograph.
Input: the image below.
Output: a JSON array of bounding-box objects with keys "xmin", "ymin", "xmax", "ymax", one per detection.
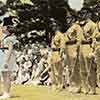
[
  {"xmin": 56, "ymin": 31, "xmax": 63, "ymax": 36},
  {"xmin": 89, "ymin": 20, "xmax": 96, "ymax": 26},
  {"xmin": 69, "ymin": 23, "xmax": 80, "ymax": 30},
  {"xmin": 63, "ymin": 33, "xmax": 69, "ymax": 40}
]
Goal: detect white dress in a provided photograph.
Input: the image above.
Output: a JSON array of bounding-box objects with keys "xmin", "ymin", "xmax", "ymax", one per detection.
[{"xmin": 0, "ymin": 34, "xmax": 17, "ymax": 72}]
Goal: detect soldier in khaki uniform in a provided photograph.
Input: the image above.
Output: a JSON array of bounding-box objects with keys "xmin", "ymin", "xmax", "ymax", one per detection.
[
  {"xmin": 64, "ymin": 21, "xmax": 84, "ymax": 93},
  {"xmin": 80, "ymin": 18, "xmax": 99, "ymax": 94},
  {"xmin": 0, "ymin": 26, "xmax": 3, "ymax": 95},
  {"xmin": 50, "ymin": 26, "xmax": 65, "ymax": 91},
  {"xmin": 94, "ymin": 20, "xmax": 100, "ymax": 88}
]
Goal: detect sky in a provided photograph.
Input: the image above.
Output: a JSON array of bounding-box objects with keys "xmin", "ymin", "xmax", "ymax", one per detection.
[{"xmin": 68, "ymin": 0, "xmax": 84, "ymax": 11}]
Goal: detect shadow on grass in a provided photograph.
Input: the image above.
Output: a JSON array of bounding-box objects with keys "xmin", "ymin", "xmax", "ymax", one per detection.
[{"xmin": 10, "ymin": 95, "xmax": 20, "ymax": 99}]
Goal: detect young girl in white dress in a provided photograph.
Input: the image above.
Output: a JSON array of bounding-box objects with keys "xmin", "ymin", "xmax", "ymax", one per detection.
[{"xmin": 0, "ymin": 25, "xmax": 16, "ymax": 99}]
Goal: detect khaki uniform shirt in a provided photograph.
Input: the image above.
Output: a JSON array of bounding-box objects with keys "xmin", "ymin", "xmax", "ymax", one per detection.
[
  {"xmin": 65, "ymin": 23, "xmax": 84, "ymax": 57},
  {"xmin": 95, "ymin": 21, "xmax": 100, "ymax": 48},
  {"xmin": 66, "ymin": 23, "xmax": 84, "ymax": 41},
  {"xmin": 82, "ymin": 19, "xmax": 99, "ymax": 56},
  {"xmin": 51, "ymin": 31, "xmax": 66, "ymax": 64},
  {"xmin": 83, "ymin": 19, "xmax": 99, "ymax": 39}
]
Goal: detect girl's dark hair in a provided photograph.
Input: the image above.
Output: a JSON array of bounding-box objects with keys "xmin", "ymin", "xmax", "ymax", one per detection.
[
  {"xmin": 3, "ymin": 16, "xmax": 13, "ymax": 26},
  {"xmin": 6, "ymin": 25, "xmax": 15, "ymax": 33}
]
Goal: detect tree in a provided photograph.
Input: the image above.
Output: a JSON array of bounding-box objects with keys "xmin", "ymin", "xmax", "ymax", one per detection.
[
  {"xmin": 3, "ymin": 0, "xmax": 68, "ymax": 46},
  {"xmin": 0, "ymin": 0, "xmax": 99, "ymax": 48},
  {"xmin": 84, "ymin": 0, "xmax": 100, "ymax": 6}
]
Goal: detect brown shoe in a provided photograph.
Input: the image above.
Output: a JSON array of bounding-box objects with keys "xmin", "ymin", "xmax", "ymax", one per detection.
[
  {"xmin": 81, "ymin": 88, "xmax": 89, "ymax": 94},
  {"xmin": 56, "ymin": 84, "xmax": 63, "ymax": 91},
  {"xmin": 88, "ymin": 88, "xmax": 96, "ymax": 95},
  {"xmin": 69, "ymin": 86, "xmax": 81, "ymax": 93},
  {"xmin": 97, "ymin": 83, "xmax": 100, "ymax": 88},
  {"xmin": 68, "ymin": 86, "xmax": 74, "ymax": 92}
]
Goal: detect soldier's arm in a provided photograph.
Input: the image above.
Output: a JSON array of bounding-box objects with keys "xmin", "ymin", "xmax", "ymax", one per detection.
[
  {"xmin": 51, "ymin": 37, "xmax": 55, "ymax": 49},
  {"xmin": 92, "ymin": 25, "xmax": 100, "ymax": 49},
  {"xmin": 83, "ymin": 22, "xmax": 91, "ymax": 34},
  {"xmin": 60, "ymin": 33, "xmax": 66, "ymax": 49},
  {"xmin": 92, "ymin": 25, "xmax": 100, "ymax": 39},
  {"xmin": 77, "ymin": 25, "xmax": 84, "ymax": 40},
  {"xmin": 66, "ymin": 26, "xmax": 74, "ymax": 39},
  {"xmin": 60, "ymin": 33, "xmax": 66, "ymax": 59}
]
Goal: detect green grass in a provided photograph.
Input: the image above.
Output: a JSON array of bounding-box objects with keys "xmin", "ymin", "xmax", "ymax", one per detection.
[{"xmin": 3, "ymin": 85, "xmax": 100, "ymax": 100}]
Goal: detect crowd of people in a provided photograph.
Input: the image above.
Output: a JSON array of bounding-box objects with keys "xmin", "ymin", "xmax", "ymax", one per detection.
[
  {"xmin": 14, "ymin": 42, "xmax": 52, "ymax": 86},
  {"xmin": 0, "ymin": 15, "xmax": 100, "ymax": 100}
]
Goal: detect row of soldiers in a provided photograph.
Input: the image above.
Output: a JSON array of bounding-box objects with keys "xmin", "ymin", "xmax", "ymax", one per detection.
[{"xmin": 49, "ymin": 18, "xmax": 100, "ymax": 95}]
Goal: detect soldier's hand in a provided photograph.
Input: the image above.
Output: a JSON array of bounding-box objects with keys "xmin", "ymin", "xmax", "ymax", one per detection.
[
  {"xmin": 92, "ymin": 39, "xmax": 96, "ymax": 48},
  {"xmin": 60, "ymin": 48, "xmax": 65, "ymax": 58},
  {"xmin": 77, "ymin": 41, "xmax": 81, "ymax": 47},
  {"xmin": 88, "ymin": 52, "xmax": 95, "ymax": 58}
]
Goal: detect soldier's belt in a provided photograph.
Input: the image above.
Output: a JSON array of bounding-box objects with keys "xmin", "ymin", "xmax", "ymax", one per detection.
[
  {"xmin": 0, "ymin": 47, "xmax": 8, "ymax": 50},
  {"xmin": 81, "ymin": 40, "xmax": 92, "ymax": 45},
  {"xmin": 52, "ymin": 48, "xmax": 60, "ymax": 51},
  {"xmin": 66, "ymin": 40, "xmax": 77, "ymax": 45}
]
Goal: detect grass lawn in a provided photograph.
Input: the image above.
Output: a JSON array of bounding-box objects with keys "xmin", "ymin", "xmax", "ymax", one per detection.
[{"xmin": 4, "ymin": 85, "xmax": 100, "ymax": 100}]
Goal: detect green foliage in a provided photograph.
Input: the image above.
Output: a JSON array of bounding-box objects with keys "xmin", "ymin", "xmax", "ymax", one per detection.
[
  {"xmin": 0, "ymin": 0, "xmax": 100, "ymax": 47},
  {"xmin": 84, "ymin": 0, "xmax": 100, "ymax": 6},
  {"xmin": 3, "ymin": 0, "xmax": 68, "ymax": 46}
]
